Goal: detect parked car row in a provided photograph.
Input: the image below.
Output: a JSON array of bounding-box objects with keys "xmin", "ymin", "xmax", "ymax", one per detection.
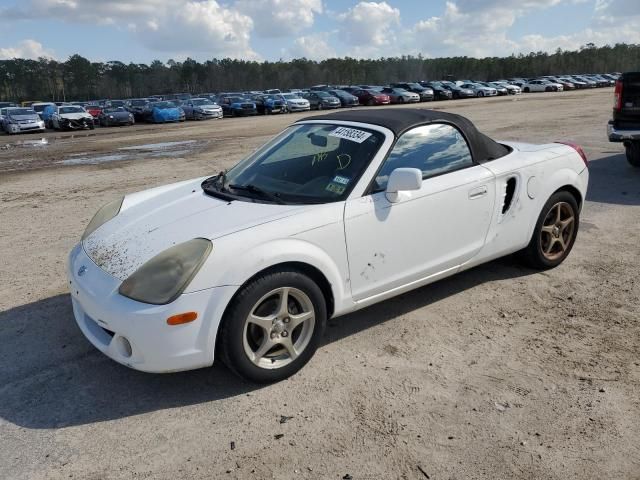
[{"xmin": 1, "ymin": 73, "xmax": 618, "ymax": 135}]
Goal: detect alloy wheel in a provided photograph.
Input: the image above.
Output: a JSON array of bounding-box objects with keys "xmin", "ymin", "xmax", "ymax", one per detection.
[
  {"xmin": 540, "ymin": 202, "xmax": 575, "ymax": 261},
  {"xmin": 242, "ymin": 287, "xmax": 316, "ymax": 370}
]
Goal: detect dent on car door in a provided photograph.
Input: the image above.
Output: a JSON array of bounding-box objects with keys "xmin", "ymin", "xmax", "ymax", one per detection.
[{"xmin": 344, "ymin": 123, "xmax": 496, "ymax": 301}]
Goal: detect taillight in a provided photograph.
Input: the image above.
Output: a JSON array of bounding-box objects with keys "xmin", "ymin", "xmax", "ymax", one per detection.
[
  {"xmin": 614, "ymin": 79, "xmax": 623, "ymax": 111},
  {"xmin": 556, "ymin": 141, "xmax": 588, "ymax": 168}
]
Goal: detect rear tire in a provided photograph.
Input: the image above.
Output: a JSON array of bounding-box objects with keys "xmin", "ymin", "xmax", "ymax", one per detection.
[
  {"xmin": 624, "ymin": 141, "xmax": 640, "ymax": 167},
  {"xmin": 520, "ymin": 191, "xmax": 579, "ymax": 270},
  {"xmin": 524, "ymin": 87, "xmax": 530, "ymax": 93},
  {"xmin": 477, "ymin": 91, "xmax": 484, "ymax": 97},
  {"xmin": 218, "ymin": 269, "xmax": 327, "ymax": 383}
]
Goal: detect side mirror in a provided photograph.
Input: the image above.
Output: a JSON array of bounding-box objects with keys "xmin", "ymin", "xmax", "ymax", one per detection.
[{"xmin": 385, "ymin": 168, "xmax": 422, "ymax": 203}]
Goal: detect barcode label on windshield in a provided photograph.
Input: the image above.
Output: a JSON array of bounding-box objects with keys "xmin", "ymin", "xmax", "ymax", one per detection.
[{"xmin": 329, "ymin": 127, "xmax": 372, "ymax": 143}]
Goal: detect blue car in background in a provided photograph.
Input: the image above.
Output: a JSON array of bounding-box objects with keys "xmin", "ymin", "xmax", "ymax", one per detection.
[
  {"xmin": 251, "ymin": 94, "xmax": 287, "ymax": 115},
  {"xmin": 41, "ymin": 104, "xmax": 58, "ymax": 128},
  {"xmin": 146, "ymin": 101, "xmax": 185, "ymax": 123},
  {"xmin": 219, "ymin": 96, "xmax": 258, "ymax": 117}
]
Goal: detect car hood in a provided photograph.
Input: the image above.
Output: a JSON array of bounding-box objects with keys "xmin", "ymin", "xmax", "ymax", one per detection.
[
  {"xmin": 8, "ymin": 115, "xmax": 40, "ymax": 121},
  {"xmin": 60, "ymin": 112, "xmax": 92, "ymax": 120},
  {"xmin": 83, "ymin": 178, "xmax": 309, "ymax": 281}
]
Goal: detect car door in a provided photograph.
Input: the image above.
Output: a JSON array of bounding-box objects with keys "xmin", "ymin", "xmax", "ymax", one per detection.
[{"xmin": 344, "ymin": 123, "xmax": 495, "ymax": 302}]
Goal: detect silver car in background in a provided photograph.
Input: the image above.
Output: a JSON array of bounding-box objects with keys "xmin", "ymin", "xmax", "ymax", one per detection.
[
  {"xmin": 2, "ymin": 107, "xmax": 46, "ymax": 134},
  {"xmin": 181, "ymin": 98, "xmax": 223, "ymax": 120},
  {"xmin": 280, "ymin": 93, "xmax": 311, "ymax": 112},
  {"xmin": 492, "ymin": 81, "xmax": 522, "ymax": 95},
  {"xmin": 459, "ymin": 82, "xmax": 498, "ymax": 97}
]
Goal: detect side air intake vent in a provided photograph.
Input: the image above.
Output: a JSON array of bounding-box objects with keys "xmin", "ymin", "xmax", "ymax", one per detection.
[{"xmin": 502, "ymin": 177, "xmax": 517, "ymax": 214}]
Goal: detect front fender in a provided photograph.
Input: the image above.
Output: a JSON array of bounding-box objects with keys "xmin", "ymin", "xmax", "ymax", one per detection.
[{"xmin": 213, "ymin": 237, "xmax": 350, "ymax": 315}]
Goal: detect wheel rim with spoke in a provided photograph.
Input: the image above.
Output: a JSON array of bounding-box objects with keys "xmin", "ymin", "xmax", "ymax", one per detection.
[
  {"xmin": 540, "ymin": 201, "xmax": 575, "ymax": 261},
  {"xmin": 242, "ymin": 287, "xmax": 316, "ymax": 370}
]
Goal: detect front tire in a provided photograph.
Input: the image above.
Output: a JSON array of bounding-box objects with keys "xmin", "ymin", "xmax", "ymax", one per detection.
[
  {"xmin": 523, "ymin": 87, "xmax": 530, "ymax": 93},
  {"xmin": 219, "ymin": 269, "xmax": 327, "ymax": 383},
  {"xmin": 521, "ymin": 191, "xmax": 579, "ymax": 270},
  {"xmin": 624, "ymin": 141, "xmax": 640, "ymax": 167},
  {"xmin": 477, "ymin": 91, "xmax": 484, "ymax": 97}
]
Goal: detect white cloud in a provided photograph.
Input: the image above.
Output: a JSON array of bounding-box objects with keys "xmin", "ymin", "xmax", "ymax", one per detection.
[
  {"xmin": 411, "ymin": 1, "xmax": 519, "ymax": 57},
  {"xmin": 1, "ymin": 0, "xmax": 258, "ymax": 59},
  {"xmin": 0, "ymin": 39, "xmax": 54, "ymax": 59},
  {"xmin": 130, "ymin": 1, "xmax": 257, "ymax": 59},
  {"xmin": 289, "ymin": 32, "xmax": 335, "ymax": 59},
  {"xmin": 337, "ymin": 2, "xmax": 400, "ymax": 48},
  {"xmin": 407, "ymin": 0, "xmax": 638, "ymax": 58},
  {"xmin": 236, "ymin": 0, "xmax": 323, "ymax": 37}
]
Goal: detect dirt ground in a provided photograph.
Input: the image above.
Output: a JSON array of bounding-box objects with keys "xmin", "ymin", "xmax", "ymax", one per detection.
[{"xmin": 1, "ymin": 89, "xmax": 639, "ymax": 480}]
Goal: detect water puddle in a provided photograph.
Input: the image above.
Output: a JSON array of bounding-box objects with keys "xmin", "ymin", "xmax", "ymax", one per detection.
[
  {"xmin": 62, "ymin": 154, "xmax": 128, "ymax": 165},
  {"xmin": 60, "ymin": 140, "xmax": 202, "ymax": 166},
  {"xmin": 0, "ymin": 138, "xmax": 50, "ymax": 149},
  {"xmin": 119, "ymin": 140, "xmax": 197, "ymax": 151}
]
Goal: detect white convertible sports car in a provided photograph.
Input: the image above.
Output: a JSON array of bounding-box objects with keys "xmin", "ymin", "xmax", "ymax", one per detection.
[{"xmin": 68, "ymin": 109, "xmax": 589, "ymax": 382}]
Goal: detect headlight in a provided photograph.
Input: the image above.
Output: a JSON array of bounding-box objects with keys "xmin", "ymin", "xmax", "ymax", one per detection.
[
  {"xmin": 108, "ymin": 115, "xmax": 114, "ymax": 119},
  {"xmin": 82, "ymin": 197, "xmax": 123, "ymax": 240},
  {"xmin": 118, "ymin": 238, "xmax": 212, "ymax": 305}
]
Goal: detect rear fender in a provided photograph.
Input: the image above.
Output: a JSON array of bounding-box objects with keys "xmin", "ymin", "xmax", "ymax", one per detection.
[{"xmin": 525, "ymin": 166, "xmax": 586, "ymax": 241}]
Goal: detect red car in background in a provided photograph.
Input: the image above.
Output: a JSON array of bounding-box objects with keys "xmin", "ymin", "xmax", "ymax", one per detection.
[
  {"xmin": 351, "ymin": 88, "xmax": 391, "ymax": 106},
  {"xmin": 85, "ymin": 104, "xmax": 102, "ymax": 121}
]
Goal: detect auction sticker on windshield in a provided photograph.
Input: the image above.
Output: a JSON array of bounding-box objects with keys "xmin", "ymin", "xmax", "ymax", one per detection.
[{"xmin": 329, "ymin": 127, "xmax": 372, "ymax": 143}]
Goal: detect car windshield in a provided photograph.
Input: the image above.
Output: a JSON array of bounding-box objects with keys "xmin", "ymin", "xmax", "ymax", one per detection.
[
  {"xmin": 154, "ymin": 101, "xmax": 176, "ymax": 108},
  {"xmin": 130, "ymin": 100, "xmax": 147, "ymax": 106},
  {"xmin": 59, "ymin": 106, "xmax": 85, "ymax": 114},
  {"xmin": 110, "ymin": 101, "xmax": 125, "ymax": 106},
  {"xmin": 191, "ymin": 99, "xmax": 214, "ymax": 105},
  {"xmin": 282, "ymin": 93, "xmax": 300, "ymax": 99},
  {"xmin": 33, "ymin": 104, "xmax": 50, "ymax": 112},
  {"xmin": 8, "ymin": 108, "xmax": 36, "ymax": 116},
  {"xmin": 104, "ymin": 107, "xmax": 126, "ymax": 113},
  {"xmin": 205, "ymin": 123, "xmax": 385, "ymax": 204}
]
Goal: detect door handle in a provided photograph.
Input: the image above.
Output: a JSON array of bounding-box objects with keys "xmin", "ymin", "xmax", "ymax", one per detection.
[{"xmin": 469, "ymin": 185, "xmax": 488, "ymax": 199}]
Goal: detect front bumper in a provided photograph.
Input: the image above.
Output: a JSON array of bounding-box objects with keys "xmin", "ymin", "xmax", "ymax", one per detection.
[
  {"xmin": 607, "ymin": 121, "xmax": 640, "ymax": 142},
  {"xmin": 104, "ymin": 117, "xmax": 132, "ymax": 125},
  {"xmin": 195, "ymin": 110, "xmax": 223, "ymax": 119},
  {"xmin": 67, "ymin": 243, "xmax": 236, "ymax": 373},
  {"xmin": 287, "ymin": 104, "xmax": 311, "ymax": 112},
  {"xmin": 60, "ymin": 117, "xmax": 94, "ymax": 129},
  {"xmin": 5, "ymin": 121, "xmax": 45, "ymax": 133}
]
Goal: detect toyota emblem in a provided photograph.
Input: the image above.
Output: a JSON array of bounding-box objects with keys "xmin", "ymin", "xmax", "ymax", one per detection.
[{"xmin": 77, "ymin": 265, "xmax": 87, "ymax": 277}]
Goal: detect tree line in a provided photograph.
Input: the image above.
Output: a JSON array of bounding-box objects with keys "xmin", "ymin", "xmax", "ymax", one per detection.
[{"xmin": 1, "ymin": 43, "xmax": 638, "ymax": 102}]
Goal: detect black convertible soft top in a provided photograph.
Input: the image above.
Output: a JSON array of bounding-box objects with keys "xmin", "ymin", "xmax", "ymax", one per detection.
[{"xmin": 300, "ymin": 108, "xmax": 509, "ymax": 163}]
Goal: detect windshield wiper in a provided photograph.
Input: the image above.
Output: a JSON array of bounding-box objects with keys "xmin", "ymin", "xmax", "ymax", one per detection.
[
  {"xmin": 201, "ymin": 171, "xmax": 235, "ymax": 201},
  {"xmin": 228, "ymin": 184, "xmax": 286, "ymax": 204}
]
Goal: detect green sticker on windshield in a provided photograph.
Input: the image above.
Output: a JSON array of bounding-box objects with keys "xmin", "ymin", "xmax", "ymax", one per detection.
[{"xmin": 326, "ymin": 183, "xmax": 346, "ymax": 195}]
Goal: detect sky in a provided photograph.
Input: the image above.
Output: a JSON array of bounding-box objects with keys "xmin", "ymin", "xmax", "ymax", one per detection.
[{"xmin": 0, "ymin": 0, "xmax": 639, "ymax": 63}]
